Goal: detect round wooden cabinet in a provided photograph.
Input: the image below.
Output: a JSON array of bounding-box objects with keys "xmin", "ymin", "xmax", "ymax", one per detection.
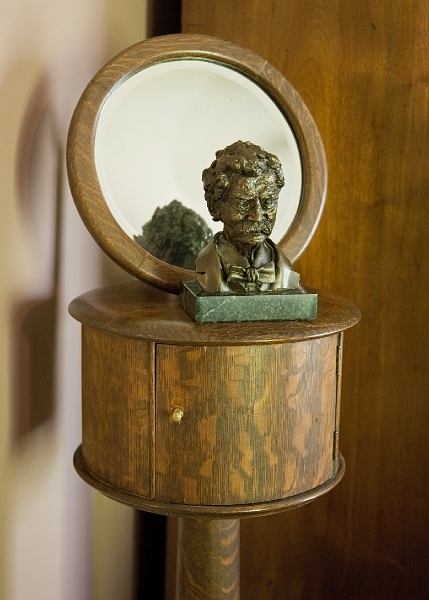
[{"xmin": 70, "ymin": 281, "xmax": 359, "ymax": 519}]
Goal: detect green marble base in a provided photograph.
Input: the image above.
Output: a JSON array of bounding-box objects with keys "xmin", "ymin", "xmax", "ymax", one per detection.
[{"xmin": 180, "ymin": 280, "xmax": 318, "ymax": 323}]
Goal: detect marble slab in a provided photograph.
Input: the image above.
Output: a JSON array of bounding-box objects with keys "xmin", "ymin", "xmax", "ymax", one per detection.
[{"xmin": 180, "ymin": 279, "xmax": 318, "ymax": 323}]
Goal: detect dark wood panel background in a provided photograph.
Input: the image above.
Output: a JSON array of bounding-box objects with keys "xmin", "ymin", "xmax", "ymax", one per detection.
[{"xmin": 182, "ymin": 2, "xmax": 429, "ymax": 599}]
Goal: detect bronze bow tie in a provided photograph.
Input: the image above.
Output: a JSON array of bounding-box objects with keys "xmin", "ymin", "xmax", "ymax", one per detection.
[{"xmin": 227, "ymin": 262, "xmax": 276, "ymax": 285}]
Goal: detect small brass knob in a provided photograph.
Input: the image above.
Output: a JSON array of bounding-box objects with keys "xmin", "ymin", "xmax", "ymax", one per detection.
[{"xmin": 172, "ymin": 408, "xmax": 184, "ymax": 423}]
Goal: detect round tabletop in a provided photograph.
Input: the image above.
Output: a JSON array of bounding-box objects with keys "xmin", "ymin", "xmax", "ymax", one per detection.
[{"xmin": 69, "ymin": 280, "xmax": 360, "ymax": 345}]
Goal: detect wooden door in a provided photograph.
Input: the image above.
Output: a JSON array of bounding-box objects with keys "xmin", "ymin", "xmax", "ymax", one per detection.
[
  {"xmin": 182, "ymin": 2, "xmax": 429, "ymax": 598},
  {"xmin": 155, "ymin": 338, "xmax": 338, "ymax": 506}
]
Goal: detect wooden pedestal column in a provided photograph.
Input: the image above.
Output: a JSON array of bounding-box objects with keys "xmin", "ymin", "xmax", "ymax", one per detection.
[
  {"xmin": 176, "ymin": 518, "xmax": 240, "ymax": 600},
  {"xmin": 69, "ymin": 281, "xmax": 359, "ymax": 597}
]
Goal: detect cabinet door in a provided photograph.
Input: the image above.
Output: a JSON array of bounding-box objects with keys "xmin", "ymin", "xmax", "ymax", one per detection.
[{"xmin": 155, "ymin": 337, "xmax": 337, "ymax": 506}]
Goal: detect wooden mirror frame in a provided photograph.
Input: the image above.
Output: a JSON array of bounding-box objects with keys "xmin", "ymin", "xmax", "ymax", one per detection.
[{"xmin": 67, "ymin": 34, "xmax": 327, "ymax": 294}]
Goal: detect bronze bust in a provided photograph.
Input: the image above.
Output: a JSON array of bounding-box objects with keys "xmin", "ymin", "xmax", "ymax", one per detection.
[{"xmin": 195, "ymin": 141, "xmax": 300, "ymax": 294}]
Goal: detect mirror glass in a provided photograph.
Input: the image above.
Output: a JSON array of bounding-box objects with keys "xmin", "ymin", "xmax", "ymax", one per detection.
[{"xmin": 94, "ymin": 59, "xmax": 302, "ymax": 259}]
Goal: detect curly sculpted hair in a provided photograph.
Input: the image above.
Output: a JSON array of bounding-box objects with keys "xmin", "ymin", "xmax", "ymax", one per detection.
[{"xmin": 202, "ymin": 140, "xmax": 285, "ymax": 221}]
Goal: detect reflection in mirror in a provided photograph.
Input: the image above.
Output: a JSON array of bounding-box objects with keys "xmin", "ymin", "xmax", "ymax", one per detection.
[
  {"xmin": 134, "ymin": 200, "xmax": 213, "ymax": 269},
  {"xmin": 94, "ymin": 59, "xmax": 302, "ymax": 266}
]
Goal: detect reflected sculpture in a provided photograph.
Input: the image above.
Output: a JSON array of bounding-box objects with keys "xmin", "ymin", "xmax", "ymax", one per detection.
[
  {"xmin": 196, "ymin": 141, "xmax": 300, "ymax": 293},
  {"xmin": 134, "ymin": 199, "xmax": 213, "ymax": 269}
]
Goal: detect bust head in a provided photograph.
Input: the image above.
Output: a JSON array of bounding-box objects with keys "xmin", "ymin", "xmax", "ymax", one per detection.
[{"xmin": 202, "ymin": 141, "xmax": 285, "ymax": 251}]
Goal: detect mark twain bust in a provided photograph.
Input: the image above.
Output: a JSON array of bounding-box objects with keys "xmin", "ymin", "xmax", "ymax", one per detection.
[{"xmin": 196, "ymin": 141, "xmax": 300, "ymax": 294}]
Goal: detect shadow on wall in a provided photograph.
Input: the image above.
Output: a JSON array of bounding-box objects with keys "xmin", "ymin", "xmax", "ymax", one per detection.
[{"xmin": 11, "ymin": 73, "xmax": 62, "ymax": 441}]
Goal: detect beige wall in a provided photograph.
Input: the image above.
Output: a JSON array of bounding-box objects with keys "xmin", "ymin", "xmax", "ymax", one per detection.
[{"xmin": 0, "ymin": 1, "xmax": 146, "ymax": 599}]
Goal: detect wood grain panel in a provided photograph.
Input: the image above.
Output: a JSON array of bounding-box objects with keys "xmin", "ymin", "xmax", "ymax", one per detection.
[
  {"xmin": 155, "ymin": 337, "xmax": 337, "ymax": 505},
  {"xmin": 81, "ymin": 326, "xmax": 154, "ymax": 497},
  {"xmin": 182, "ymin": 1, "xmax": 429, "ymax": 597}
]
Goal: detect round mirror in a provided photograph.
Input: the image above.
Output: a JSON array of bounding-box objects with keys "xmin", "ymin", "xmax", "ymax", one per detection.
[
  {"xmin": 94, "ymin": 59, "xmax": 302, "ymax": 245},
  {"xmin": 67, "ymin": 34, "xmax": 327, "ymax": 293}
]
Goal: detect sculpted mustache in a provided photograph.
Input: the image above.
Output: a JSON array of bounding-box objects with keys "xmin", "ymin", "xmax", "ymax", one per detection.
[{"xmin": 241, "ymin": 221, "xmax": 272, "ymax": 234}]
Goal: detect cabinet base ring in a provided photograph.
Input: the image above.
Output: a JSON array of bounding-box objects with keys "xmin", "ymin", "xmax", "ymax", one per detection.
[{"xmin": 74, "ymin": 445, "xmax": 345, "ymax": 519}]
